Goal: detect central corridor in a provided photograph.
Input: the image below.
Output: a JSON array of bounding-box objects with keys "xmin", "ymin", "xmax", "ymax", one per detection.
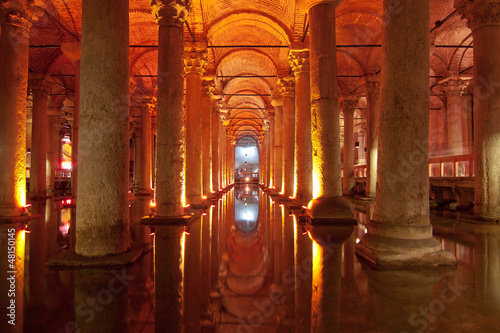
[{"xmin": 17, "ymin": 187, "xmax": 500, "ymax": 333}]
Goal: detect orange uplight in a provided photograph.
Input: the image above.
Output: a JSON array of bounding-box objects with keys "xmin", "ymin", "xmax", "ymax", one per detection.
[
  {"xmin": 202, "ymin": 196, "xmax": 207, "ymax": 200},
  {"xmin": 150, "ymin": 200, "xmax": 156, "ymax": 207}
]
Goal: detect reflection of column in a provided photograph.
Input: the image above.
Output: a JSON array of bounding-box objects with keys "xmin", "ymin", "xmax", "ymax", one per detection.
[
  {"xmin": 282, "ymin": 213, "xmax": 295, "ymax": 319},
  {"xmin": 290, "ymin": 49, "xmax": 312, "ymax": 203},
  {"xmin": 340, "ymin": 96, "xmax": 359, "ymax": 196},
  {"xmin": 202, "ymin": 79, "xmax": 214, "ymax": 196},
  {"xmin": 279, "ymin": 77, "xmax": 295, "ymax": 198},
  {"xmin": 152, "ymin": 0, "xmax": 187, "ymax": 217},
  {"xmin": 294, "ymin": 218, "xmax": 312, "ymax": 333},
  {"xmin": 438, "ymin": 76, "xmax": 468, "ymax": 156},
  {"xmin": 355, "ymin": 0, "xmax": 456, "ymax": 267},
  {"xmin": 29, "ymin": 76, "xmax": 52, "ymax": 198},
  {"xmin": 27, "ymin": 202, "xmax": 46, "ymax": 318},
  {"xmin": 309, "ymin": 226, "xmax": 353, "ymax": 332},
  {"xmin": 75, "ymin": 269, "xmax": 129, "ymax": 332},
  {"xmin": 272, "ymin": 95, "xmax": 284, "ymax": 193},
  {"xmin": 363, "ymin": 76, "xmax": 380, "ymax": 198},
  {"xmin": 184, "ymin": 45, "xmax": 207, "ymax": 205},
  {"xmin": 184, "ymin": 215, "xmax": 202, "ymax": 332},
  {"xmin": 200, "ymin": 213, "xmax": 211, "ymax": 314},
  {"xmin": 474, "ymin": 226, "xmax": 500, "ymax": 306},
  {"xmin": 449, "ymin": 0, "xmax": 500, "ymax": 219},
  {"xmin": 76, "ymin": 0, "xmax": 130, "ymax": 256},
  {"xmin": 0, "ymin": 225, "xmax": 25, "ymax": 333},
  {"xmin": 273, "ymin": 203, "xmax": 283, "ymax": 286},
  {"xmin": 210, "ymin": 203, "xmax": 220, "ymax": 292},
  {"xmin": 0, "ymin": 8, "xmax": 30, "ymax": 216}
]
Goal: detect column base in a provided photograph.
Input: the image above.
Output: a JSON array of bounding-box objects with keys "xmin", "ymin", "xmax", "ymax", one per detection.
[
  {"xmin": 355, "ymin": 224, "xmax": 457, "ymax": 268},
  {"xmin": 306, "ymin": 196, "xmax": 357, "ymax": 225}
]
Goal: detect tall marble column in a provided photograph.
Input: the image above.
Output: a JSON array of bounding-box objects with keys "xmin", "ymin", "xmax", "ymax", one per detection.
[
  {"xmin": 202, "ymin": 79, "xmax": 214, "ymax": 196},
  {"xmin": 272, "ymin": 95, "xmax": 284, "ymax": 193},
  {"xmin": 279, "ymin": 77, "xmax": 296, "ymax": 198},
  {"xmin": 76, "ymin": 0, "xmax": 130, "ymax": 256},
  {"xmin": 355, "ymin": 0, "xmax": 456, "ymax": 267},
  {"xmin": 139, "ymin": 99, "xmax": 154, "ymax": 194},
  {"xmin": 29, "ymin": 75, "xmax": 52, "ymax": 198},
  {"xmin": 184, "ymin": 45, "xmax": 207, "ymax": 205},
  {"xmin": 0, "ymin": 7, "xmax": 30, "ymax": 216},
  {"xmin": 211, "ymin": 106, "xmax": 220, "ymax": 193},
  {"xmin": 268, "ymin": 114, "xmax": 275, "ymax": 189},
  {"xmin": 298, "ymin": 0, "xmax": 354, "ymax": 221},
  {"xmin": 289, "ymin": 49, "xmax": 313, "ymax": 204},
  {"xmin": 153, "ymin": 0, "xmax": 187, "ymax": 217},
  {"xmin": 363, "ymin": 75, "xmax": 380, "ymax": 198},
  {"xmin": 455, "ymin": 0, "xmax": 500, "ymax": 220},
  {"xmin": 149, "ymin": 1, "xmax": 189, "ymax": 330},
  {"xmin": 439, "ymin": 76, "xmax": 469, "ymax": 156},
  {"xmin": 340, "ymin": 96, "xmax": 359, "ymax": 196}
]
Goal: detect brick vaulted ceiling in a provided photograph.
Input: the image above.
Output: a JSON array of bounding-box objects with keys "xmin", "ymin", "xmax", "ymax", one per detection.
[{"xmin": 6, "ymin": 0, "xmax": 474, "ymax": 143}]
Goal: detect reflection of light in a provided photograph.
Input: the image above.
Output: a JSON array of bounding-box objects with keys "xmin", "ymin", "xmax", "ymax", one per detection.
[
  {"xmin": 245, "ymin": 177, "xmax": 249, "ymax": 181},
  {"xmin": 356, "ymin": 238, "xmax": 360, "ymax": 244},
  {"xmin": 245, "ymin": 187, "xmax": 250, "ymax": 191}
]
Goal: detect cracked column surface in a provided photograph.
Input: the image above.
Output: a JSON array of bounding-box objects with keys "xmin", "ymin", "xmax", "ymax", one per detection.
[
  {"xmin": 76, "ymin": 0, "xmax": 130, "ymax": 256},
  {"xmin": 355, "ymin": 0, "xmax": 456, "ymax": 268}
]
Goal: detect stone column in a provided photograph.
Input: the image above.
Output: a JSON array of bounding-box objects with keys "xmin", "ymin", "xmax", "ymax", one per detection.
[
  {"xmin": 340, "ymin": 96, "xmax": 359, "ymax": 196},
  {"xmin": 363, "ymin": 75, "xmax": 380, "ymax": 198},
  {"xmin": 221, "ymin": 121, "xmax": 227, "ymax": 188},
  {"xmin": 29, "ymin": 75, "xmax": 52, "ymax": 198},
  {"xmin": 289, "ymin": 49, "xmax": 313, "ymax": 204},
  {"xmin": 279, "ymin": 77, "xmax": 296, "ymax": 199},
  {"xmin": 272, "ymin": 95, "xmax": 284, "ymax": 193},
  {"xmin": 268, "ymin": 114, "xmax": 275, "ymax": 188},
  {"xmin": 260, "ymin": 131, "xmax": 267, "ymax": 185},
  {"xmin": 211, "ymin": 106, "xmax": 220, "ymax": 193},
  {"xmin": 0, "ymin": 7, "xmax": 30, "ymax": 216},
  {"xmin": 184, "ymin": 45, "xmax": 207, "ymax": 205},
  {"xmin": 153, "ymin": 0, "xmax": 187, "ymax": 217},
  {"xmin": 61, "ymin": 41, "xmax": 81, "ymax": 198},
  {"xmin": 202, "ymin": 79, "xmax": 214, "ymax": 196},
  {"xmin": 139, "ymin": 99, "xmax": 154, "ymax": 194},
  {"xmin": 76, "ymin": 0, "xmax": 130, "ymax": 256},
  {"xmin": 439, "ymin": 76, "xmax": 469, "ymax": 156},
  {"xmin": 299, "ymin": 0, "xmax": 354, "ymax": 221},
  {"xmin": 455, "ymin": 0, "xmax": 500, "ymax": 220},
  {"xmin": 355, "ymin": 0, "xmax": 456, "ymax": 267}
]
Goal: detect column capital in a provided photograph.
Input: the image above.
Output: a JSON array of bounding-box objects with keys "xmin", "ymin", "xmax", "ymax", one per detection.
[
  {"xmin": 184, "ymin": 48, "xmax": 207, "ymax": 75},
  {"xmin": 360, "ymin": 74, "xmax": 380, "ymax": 98},
  {"xmin": 339, "ymin": 95, "xmax": 360, "ymax": 115},
  {"xmin": 61, "ymin": 41, "xmax": 81, "ymax": 63},
  {"xmin": 437, "ymin": 76, "xmax": 471, "ymax": 97},
  {"xmin": 278, "ymin": 76, "xmax": 295, "ymax": 98},
  {"xmin": 296, "ymin": 0, "xmax": 342, "ymax": 12},
  {"xmin": 29, "ymin": 74, "xmax": 54, "ymax": 97},
  {"xmin": 289, "ymin": 49, "xmax": 310, "ymax": 75},
  {"xmin": 271, "ymin": 90, "xmax": 283, "ymax": 107},
  {"xmin": 202, "ymin": 78, "xmax": 215, "ymax": 97},
  {"xmin": 150, "ymin": 0, "xmax": 190, "ymax": 27},
  {"xmin": 455, "ymin": 0, "xmax": 500, "ymax": 31},
  {"xmin": 138, "ymin": 97, "xmax": 156, "ymax": 114}
]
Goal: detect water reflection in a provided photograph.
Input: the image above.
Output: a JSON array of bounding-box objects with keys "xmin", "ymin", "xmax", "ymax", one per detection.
[{"xmin": 0, "ymin": 193, "xmax": 497, "ymax": 332}]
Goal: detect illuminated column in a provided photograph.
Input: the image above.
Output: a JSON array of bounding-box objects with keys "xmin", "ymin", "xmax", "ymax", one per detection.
[
  {"xmin": 363, "ymin": 75, "xmax": 380, "ymax": 198},
  {"xmin": 455, "ymin": 0, "xmax": 500, "ymax": 220},
  {"xmin": 267, "ymin": 114, "xmax": 275, "ymax": 188},
  {"xmin": 260, "ymin": 131, "xmax": 267, "ymax": 185},
  {"xmin": 211, "ymin": 106, "xmax": 220, "ymax": 193},
  {"xmin": 139, "ymin": 99, "xmax": 154, "ymax": 193},
  {"xmin": 340, "ymin": 95, "xmax": 359, "ymax": 196},
  {"xmin": 184, "ymin": 45, "xmax": 207, "ymax": 205},
  {"xmin": 299, "ymin": 0, "xmax": 354, "ymax": 221},
  {"xmin": 438, "ymin": 76, "xmax": 469, "ymax": 156},
  {"xmin": 355, "ymin": 0, "xmax": 456, "ymax": 267},
  {"xmin": 153, "ymin": 0, "xmax": 187, "ymax": 218},
  {"xmin": 272, "ymin": 94, "xmax": 284, "ymax": 193},
  {"xmin": 229, "ymin": 139, "xmax": 236, "ymax": 184},
  {"xmin": 279, "ymin": 77, "xmax": 296, "ymax": 198},
  {"xmin": 0, "ymin": 8, "xmax": 30, "ymax": 216},
  {"xmin": 29, "ymin": 75, "xmax": 52, "ymax": 198},
  {"xmin": 76, "ymin": 0, "xmax": 130, "ymax": 256},
  {"xmin": 289, "ymin": 49, "xmax": 313, "ymax": 204},
  {"xmin": 202, "ymin": 79, "xmax": 214, "ymax": 196},
  {"xmin": 221, "ymin": 120, "xmax": 227, "ymax": 188}
]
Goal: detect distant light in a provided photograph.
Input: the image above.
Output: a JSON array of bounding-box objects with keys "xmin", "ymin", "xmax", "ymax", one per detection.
[
  {"xmin": 245, "ymin": 177, "xmax": 249, "ymax": 181},
  {"xmin": 61, "ymin": 161, "xmax": 72, "ymax": 170},
  {"xmin": 356, "ymin": 238, "xmax": 360, "ymax": 244}
]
